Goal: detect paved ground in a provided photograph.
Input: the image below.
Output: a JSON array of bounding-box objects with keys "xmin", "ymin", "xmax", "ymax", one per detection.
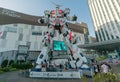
[
  {"xmin": 0, "ymin": 71, "xmax": 93, "ymax": 82},
  {"xmin": 100, "ymin": 58, "xmax": 120, "ymax": 73},
  {"xmin": 111, "ymin": 64, "xmax": 120, "ymax": 73}
]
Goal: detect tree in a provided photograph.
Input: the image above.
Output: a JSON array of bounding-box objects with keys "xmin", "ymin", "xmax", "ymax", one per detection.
[{"xmin": 1, "ymin": 60, "xmax": 8, "ymax": 68}]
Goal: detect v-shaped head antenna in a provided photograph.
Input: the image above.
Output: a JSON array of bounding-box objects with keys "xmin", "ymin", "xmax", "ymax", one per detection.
[{"xmin": 51, "ymin": 2, "xmax": 63, "ymax": 9}]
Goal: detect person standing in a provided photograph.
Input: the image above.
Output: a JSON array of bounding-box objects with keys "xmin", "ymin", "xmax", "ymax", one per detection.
[
  {"xmin": 100, "ymin": 62, "xmax": 109, "ymax": 73},
  {"xmin": 94, "ymin": 64, "xmax": 99, "ymax": 74}
]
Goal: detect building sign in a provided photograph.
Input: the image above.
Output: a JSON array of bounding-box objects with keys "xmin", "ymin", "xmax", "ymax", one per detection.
[
  {"xmin": 5, "ymin": 27, "xmax": 17, "ymax": 33},
  {"xmin": 18, "ymin": 45, "xmax": 29, "ymax": 54},
  {"xmin": 2, "ymin": 9, "xmax": 21, "ymax": 18}
]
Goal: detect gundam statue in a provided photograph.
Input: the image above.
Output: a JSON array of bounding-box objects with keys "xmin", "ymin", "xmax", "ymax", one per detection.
[{"xmin": 30, "ymin": 5, "xmax": 90, "ymax": 78}]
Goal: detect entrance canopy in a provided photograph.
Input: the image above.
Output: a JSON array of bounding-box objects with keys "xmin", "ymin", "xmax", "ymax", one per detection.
[{"xmin": 78, "ymin": 39, "xmax": 120, "ymax": 50}]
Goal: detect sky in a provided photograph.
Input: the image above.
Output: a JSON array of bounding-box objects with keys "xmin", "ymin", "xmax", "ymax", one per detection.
[{"xmin": 0, "ymin": 0, "xmax": 95, "ymax": 36}]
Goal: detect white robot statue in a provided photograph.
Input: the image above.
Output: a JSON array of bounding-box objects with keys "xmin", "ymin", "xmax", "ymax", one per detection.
[{"xmin": 35, "ymin": 5, "xmax": 89, "ymax": 71}]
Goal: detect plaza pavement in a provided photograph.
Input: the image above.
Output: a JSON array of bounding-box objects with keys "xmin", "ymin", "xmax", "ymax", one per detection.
[
  {"xmin": 0, "ymin": 58, "xmax": 120, "ymax": 82},
  {"xmin": 0, "ymin": 71, "xmax": 93, "ymax": 82}
]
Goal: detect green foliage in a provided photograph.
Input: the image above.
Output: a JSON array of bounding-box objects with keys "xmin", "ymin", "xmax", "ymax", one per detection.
[
  {"xmin": 1, "ymin": 60, "xmax": 8, "ymax": 68},
  {"xmin": 0, "ymin": 67, "xmax": 4, "ymax": 73},
  {"xmin": 0, "ymin": 66, "xmax": 17, "ymax": 73},
  {"xmin": 8, "ymin": 66, "xmax": 17, "ymax": 71},
  {"xmin": 1, "ymin": 67, "xmax": 10, "ymax": 72},
  {"xmin": 9, "ymin": 60, "xmax": 14, "ymax": 66},
  {"xmin": 81, "ymin": 76, "xmax": 87, "ymax": 82},
  {"xmin": 12, "ymin": 60, "xmax": 33, "ymax": 69},
  {"xmin": 2, "ymin": 80, "xmax": 6, "ymax": 82},
  {"xmin": 17, "ymin": 60, "xmax": 25, "ymax": 64},
  {"xmin": 96, "ymin": 55, "xmax": 107, "ymax": 61},
  {"xmin": 12, "ymin": 63, "xmax": 33, "ymax": 69},
  {"xmin": 0, "ymin": 60, "xmax": 33, "ymax": 74},
  {"xmin": 9, "ymin": 68, "xmax": 16, "ymax": 71},
  {"xmin": 0, "ymin": 70, "xmax": 4, "ymax": 74},
  {"xmin": 93, "ymin": 73, "xmax": 120, "ymax": 82}
]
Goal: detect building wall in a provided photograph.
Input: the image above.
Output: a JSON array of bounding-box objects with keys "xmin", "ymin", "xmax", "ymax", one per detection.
[
  {"xmin": 88, "ymin": 0, "xmax": 120, "ymax": 42},
  {"xmin": 0, "ymin": 24, "xmax": 86, "ymax": 52},
  {"xmin": 0, "ymin": 23, "xmax": 86, "ymax": 64},
  {"xmin": 88, "ymin": 36, "xmax": 97, "ymax": 43},
  {"xmin": 0, "ymin": 50, "xmax": 40, "ymax": 65},
  {"xmin": 0, "ymin": 24, "xmax": 47, "ymax": 52}
]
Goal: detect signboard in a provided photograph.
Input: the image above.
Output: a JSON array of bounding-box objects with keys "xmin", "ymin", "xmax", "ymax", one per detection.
[
  {"xmin": 5, "ymin": 27, "xmax": 17, "ymax": 33},
  {"xmin": 30, "ymin": 71, "xmax": 80, "ymax": 78},
  {"xmin": 2, "ymin": 9, "xmax": 20, "ymax": 18},
  {"xmin": 18, "ymin": 45, "xmax": 29, "ymax": 54}
]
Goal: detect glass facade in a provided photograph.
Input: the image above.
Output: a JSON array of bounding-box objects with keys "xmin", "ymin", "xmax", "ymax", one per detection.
[{"xmin": 88, "ymin": 0, "xmax": 120, "ymax": 42}]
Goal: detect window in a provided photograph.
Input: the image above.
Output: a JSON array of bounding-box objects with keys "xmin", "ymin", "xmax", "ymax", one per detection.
[
  {"xmin": 112, "ymin": 0, "xmax": 120, "ymax": 19},
  {"xmin": 111, "ymin": 23, "xmax": 115, "ymax": 29},
  {"xmin": 0, "ymin": 39, "xmax": 7, "ymax": 48},
  {"xmin": 98, "ymin": 30, "xmax": 102, "ymax": 41},
  {"xmin": 31, "ymin": 25, "xmax": 35, "ymax": 29},
  {"xmin": 5, "ymin": 27, "xmax": 17, "ymax": 33},
  {"xmin": 0, "ymin": 52, "xmax": 3, "ymax": 57},
  {"xmin": 1, "ymin": 31, "xmax": 7, "ymax": 39},
  {"xmin": 15, "ymin": 41, "xmax": 19, "ymax": 48},
  {"xmin": 111, "ymin": 35, "xmax": 114, "ymax": 39},
  {"xmin": 18, "ymin": 33, "xmax": 23, "ymax": 41},
  {"xmin": 95, "ymin": 31, "xmax": 98, "ymax": 41},
  {"xmin": 26, "ymin": 41, "xmax": 31, "ymax": 48},
  {"xmin": 25, "ymin": 25, "xmax": 28, "ymax": 29},
  {"xmin": 32, "ymin": 32, "xmax": 42, "ymax": 36},
  {"xmin": 18, "ymin": 28, "xmax": 23, "ymax": 34},
  {"xmin": 26, "ymin": 35, "xmax": 30, "ymax": 41},
  {"xmin": 12, "ymin": 54, "xmax": 14, "ymax": 57},
  {"xmin": 105, "ymin": 30, "xmax": 110, "ymax": 40},
  {"xmin": 13, "ymin": 24, "xmax": 18, "ymax": 27},
  {"xmin": 101, "ymin": 28, "xmax": 105, "ymax": 40},
  {"xmin": 34, "ymin": 41, "xmax": 38, "ymax": 49}
]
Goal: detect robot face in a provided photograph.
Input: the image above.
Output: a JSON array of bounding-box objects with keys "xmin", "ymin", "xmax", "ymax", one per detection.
[
  {"xmin": 51, "ymin": 18, "xmax": 63, "ymax": 26},
  {"xmin": 50, "ymin": 10, "xmax": 63, "ymax": 14},
  {"xmin": 50, "ymin": 10, "xmax": 64, "ymax": 18}
]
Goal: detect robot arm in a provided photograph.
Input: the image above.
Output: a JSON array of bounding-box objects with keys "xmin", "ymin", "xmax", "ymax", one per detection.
[
  {"xmin": 64, "ymin": 8, "xmax": 77, "ymax": 21},
  {"xmin": 38, "ymin": 16, "xmax": 47, "ymax": 24},
  {"xmin": 66, "ymin": 15, "xmax": 77, "ymax": 21},
  {"xmin": 38, "ymin": 10, "xmax": 51, "ymax": 24}
]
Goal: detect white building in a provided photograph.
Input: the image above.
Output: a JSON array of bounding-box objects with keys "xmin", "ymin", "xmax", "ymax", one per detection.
[{"xmin": 88, "ymin": 0, "xmax": 120, "ymax": 42}]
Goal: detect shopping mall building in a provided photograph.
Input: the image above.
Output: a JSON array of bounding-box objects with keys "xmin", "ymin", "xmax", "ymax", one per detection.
[{"xmin": 0, "ymin": 7, "xmax": 89, "ymax": 64}]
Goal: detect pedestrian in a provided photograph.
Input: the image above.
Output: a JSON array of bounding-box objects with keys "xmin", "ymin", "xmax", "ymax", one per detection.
[
  {"xmin": 94, "ymin": 63, "xmax": 99, "ymax": 74},
  {"xmin": 100, "ymin": 62, "xmax": 111, "ymax": 73}
]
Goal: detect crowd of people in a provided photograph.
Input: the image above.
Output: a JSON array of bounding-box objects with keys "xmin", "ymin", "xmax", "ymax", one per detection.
[{"xmin": 92, "ymin": 61, "xmax": 112, "ymax": 74}]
